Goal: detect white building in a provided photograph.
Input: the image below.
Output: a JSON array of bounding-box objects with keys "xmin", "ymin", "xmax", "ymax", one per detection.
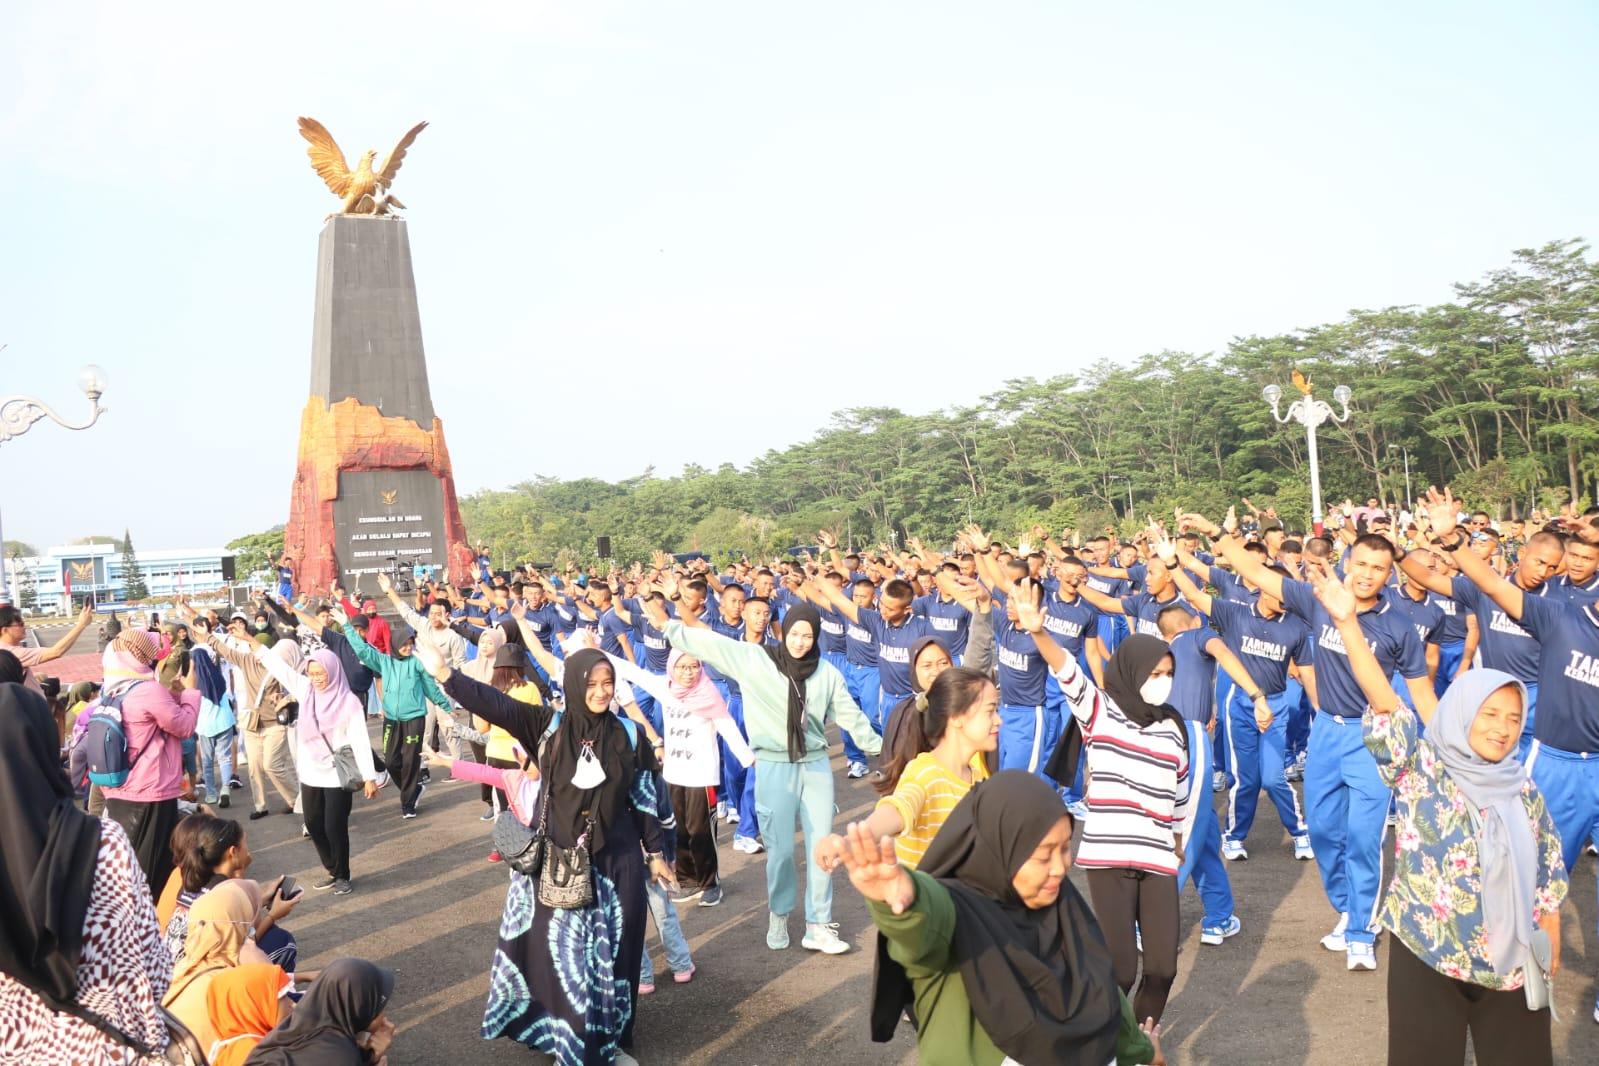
[{"xmin": 3, "ymin": 543, "xmax": 237, "ymax": 613}]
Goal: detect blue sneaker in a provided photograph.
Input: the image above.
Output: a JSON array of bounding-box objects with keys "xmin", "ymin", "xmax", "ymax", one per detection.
[
  {"xmin": 1066, "ymin": 799, "xmax": 1089, "ymax": 821},
  {"xmin": 1200, "ymin": 915, "xmax": 1242, "ymax": 946}
]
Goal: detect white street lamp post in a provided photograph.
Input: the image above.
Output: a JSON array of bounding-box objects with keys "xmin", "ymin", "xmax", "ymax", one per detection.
[
  {"xmin": 1262, "ymin": 381, "xmax": 1351, "ymax": 533},
  {"xmin": 1388, "ymin": 443, "xmax": 1413, "ymax": 513},
  {"xmin": 0, "ymin": 365, "xmax": 109, "ymax": 606}
]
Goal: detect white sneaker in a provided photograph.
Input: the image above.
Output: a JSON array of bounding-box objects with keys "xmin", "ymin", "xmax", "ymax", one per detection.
[
  {"xmin": 802, "ymin": 922, "xmax": 850, "ymax": 955},
  {"xmin": 726, "ymin": 808, "xmax": 740, "ymax": 825},
  {"xmin": 1200, "ymin": 915, "xmax": 1241, "ymax": 946},
  {"xmin": 1346, "ymin": 941, "xmax": 1376, "ymax": 971},
  {"xmin": 766, "ymin": 912, "xmax": 789, "ymax": 950},
  {"xmin": 1321, "ymin": 914, "xmax": 1349, "ymax": 953},
  {"xmin": 1293, "ymin": 835, "xmax": 1315, "ymax": 861},
  {"xmin": 733, "ymin": 836, "xmax": 765, "ymax": 855},
  {"xmin": 714, "ymin": 800, "xmax": 729, "ymax": 821},
  {"xmin": 847, "ymin": 760, "xmax": 868, "ymax": 779},
  {"xmin": 1212, "ymin": 770, "xmax": 1227, "ymax": 793},
  {"xmin": 1221, "ymin": 839, "xmax": 1248, "ymax": 861}
]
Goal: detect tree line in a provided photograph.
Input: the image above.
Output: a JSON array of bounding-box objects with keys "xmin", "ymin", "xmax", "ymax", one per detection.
[{"xmin": 419, "ymin": 240, "xmax": 1597, "ymax": 568}]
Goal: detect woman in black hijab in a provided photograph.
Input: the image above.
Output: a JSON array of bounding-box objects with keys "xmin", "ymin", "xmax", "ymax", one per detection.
[
  {"xmin": 849, "ymin": 771, "xmax": 1162, "ymax": 1065},
  {"xmin": 245, "ymin": 957, "xmax": 394, "ymax": 1066},
  {"xmin": 0, "ymin": 683, "xmax": 173, "ymax": 1062},
  {"xmin": 413, "ymin": 641, "xmax": 672, "ymax": 1065}
]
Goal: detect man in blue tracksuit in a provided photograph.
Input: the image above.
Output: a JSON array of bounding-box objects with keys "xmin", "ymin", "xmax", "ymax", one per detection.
[
  {"xmin": 1400, "ymin": 530, "xmax": 1565, "ymax": 758},
  {"xmin": 1170, "ymin": 557, "xmax": 1316, "ymax": 862},
  {"xmin": 835, "ymin": 579, "xmax": 884, "ymax": 779},
  {"xmin": 1212, "ymin": 517, "xmax": 1429, "ymax": 972},
  {"xmin": 1424, "ymin": 499, "xmax": 1599, "ymax": 1019},
  {"xmin": 1039, "ymin": 558, "xmax": 1105, "ymax": 812},
  {"xmin": 1385, "ymin": 567, "xmax": 1445, "ymax": 708},
  {"xmin": 812, "ymin": 576, "xmax": 937, "ymax": 744},
  {"xmin": 912, "ymin": 567, "xmax": 972, "ymax": 663}
]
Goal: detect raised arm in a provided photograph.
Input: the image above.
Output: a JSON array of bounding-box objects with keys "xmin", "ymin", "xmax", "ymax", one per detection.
[
  {"xmin": 1425, "ymin": 487, "xmax": 1523, "ymax": 621},
  {"xmin": 1154, "ymin": 536, "xmax": 1213, "ymax": 615},
  {"xmin": 1012, "ymin": 588, "xmax": 1069, "ymax": 674},
  {"xmin": 412, "ymin": 638, "xmax": 550, "ymax": 747},
  {"xmin": 378, "ymin": 572, "xmax": 429, "ymax": 631},
  {"xmin": 1311, "ymin": 572, "xmax": 1438, "ymax": 724},
  {"xmin": 37, "ymin": 605, "xmax": 95, "ymax": 664},
  {"xmin": 802, "ymin": 574, "xmax": 861, "ymax": 624},
  {"xmin": 508, "ymin": 602, "xmax": 564, "ymax": 678}
]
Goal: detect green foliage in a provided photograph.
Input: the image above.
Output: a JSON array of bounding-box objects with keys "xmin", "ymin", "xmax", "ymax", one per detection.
[
  {"xmin": 3, "ymin": 540, "xmax": 38, "ymax": 558},
  {"xmin": 119, "ymin": 528, "xmax": 148, "ymax": 600},
  {"xmin": 227, "ymin": 526, "xmax": 285, "ymax": 581},
  {"xmin": 457, "ymin": 240, "xmax": 1596, "ymax": 559}
]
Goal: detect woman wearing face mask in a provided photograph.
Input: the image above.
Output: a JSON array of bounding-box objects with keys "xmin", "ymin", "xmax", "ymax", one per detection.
[
  {"xmin": 414, "ymin": 642, "xmax": 672, "ymax": 1066},
  {"xmin": 1310, "ymin": 573, "xmax": 1567, "ymax": 1066},
  {"xmin": 844, "ymin": 772, "xmax": 1164, "ymax": 1065},
  {"xmin": 1015, "ymin": 594, "xmax": 1192, "ymax": 1027},
  {"xmin": 642, "ymin": 599, "xmax": 882, "ymax": 956}
]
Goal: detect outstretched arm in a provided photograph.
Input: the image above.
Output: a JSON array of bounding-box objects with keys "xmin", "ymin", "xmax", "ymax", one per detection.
[
  {"xmin": 1424, "ymin": 487, "xmax": 1524, "ymax": 621},
  {"xmin": 37, "ymin": 605, "xmax": 95, "ymax": 664}
]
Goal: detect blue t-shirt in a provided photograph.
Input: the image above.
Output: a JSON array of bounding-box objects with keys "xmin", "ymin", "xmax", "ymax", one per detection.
[
  {"xmin": 1085, "ymin": 573, "xmax": 1128, "ymax": 599},
  {"xmin": 1167, "ymin": 628, "xmax": 1218, "ymax": 724},
  {"xmin": 552, "ymin": 599, "xmax": 582, "ymax": 638},
  {"xmin": 1552, "ymin": 573, "xmax": 1599, "ymax": 605},
  {"xmin": 1452, "ymin": 576, "xmax": 1544, "ymax": 685},
  {"xmin": 1041, "ymin": 591, "xmax": 1101, "ymax": 660},
  {"xmin": 1208, "ymin": 565, "xmax": 1258, "ymax": 605},
  {"xmin": 858, "ymin": 609, "xmax": 937, "ymax": 696},
  {"xmin": 1517, "ymin": 596, "xmax": 1599, "ymax": 752},
  {"xmin": 843, "ymin": 613, "xmax": 880, "ymax": 668},
  {"xmin": 1119, "ymin": 591, "xmax": 1201, "ymax": 639},
  {"xmin": 1209, "ymin": 598, "xmax": 1312, "ymax": 696},
  {"xmin": 815, "ymin": 603, "xmax": 848, "ymax": 656},
  {"xmin": 518, "ymin": 602, "xmax": 561, "ymax": 652},
  {"xmin": 1430, "ymin": 592, "xmax": 1468, "ymax": 644},
  {"xmin": 990, "ymin": 603, "xmax": 1048, "ymax": 707},
  {"xmin": 1280, "ymin": 578, "xmax": 1427, "ymax": 717},
  {"xmin": 912, "ymin": 594, "xmax": 971, "ymax": 658},
  {"xmin": 620, "ymin": 599, "xmax": 671, "ymax": 673},
  {"xmin": 1386, "ymin": 589, "xmax": 1446, "ymax": 650}
]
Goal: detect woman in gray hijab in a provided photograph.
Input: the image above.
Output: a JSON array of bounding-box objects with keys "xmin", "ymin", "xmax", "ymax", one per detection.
[{"xmin": 1310, "ymin": 573, "xmax": 1567, "ymax": 1066}]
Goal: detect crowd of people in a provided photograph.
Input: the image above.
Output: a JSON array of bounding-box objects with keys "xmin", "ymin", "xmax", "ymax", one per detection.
[{"xmin": 0, "ymin": 487, "xmax": 1595, "ymax": 1065}]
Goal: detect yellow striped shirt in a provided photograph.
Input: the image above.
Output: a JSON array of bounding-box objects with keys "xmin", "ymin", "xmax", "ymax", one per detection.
[{"xmin": 878, "ymin": 752, "xmax": 990, "ymax": 868}]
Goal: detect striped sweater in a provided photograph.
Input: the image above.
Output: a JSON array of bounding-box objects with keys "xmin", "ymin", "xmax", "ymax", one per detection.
[{"xmin": 1056, "ymin": 656, "xmax": 1192, "ymax": 875}]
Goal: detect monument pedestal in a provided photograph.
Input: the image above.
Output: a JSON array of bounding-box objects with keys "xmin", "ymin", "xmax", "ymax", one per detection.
[{"xmin": 283, "ymin": 216, "xmax": 472, "ymax": 591}]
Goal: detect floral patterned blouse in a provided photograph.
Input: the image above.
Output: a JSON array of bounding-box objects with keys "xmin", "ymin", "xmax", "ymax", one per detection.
[{"xmin": 1365, "ymin": 705, "xmax": 1567, "ymax": 989}]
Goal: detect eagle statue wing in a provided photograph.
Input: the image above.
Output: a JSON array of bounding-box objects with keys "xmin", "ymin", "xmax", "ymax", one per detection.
[
  {"xmin": 377, "ymin": 121, "xmax": 429, "ymax": 187},
  {"xmin": 298, "ymin": 117, "xmax": 355, "ymax": 197},
  {"xmin": 1291, "ymin": 368, "xmax": 1312, "ymax": 396}
]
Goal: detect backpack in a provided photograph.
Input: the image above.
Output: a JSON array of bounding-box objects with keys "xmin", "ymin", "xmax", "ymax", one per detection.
[{"xmin": 83, "ymin": 682, "xmax": 151, "ymax": 788}]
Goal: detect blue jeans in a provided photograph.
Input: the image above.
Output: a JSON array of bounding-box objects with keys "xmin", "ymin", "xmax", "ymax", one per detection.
[
  {"xmin": 640, "ymin": 878, "xmax": 693, "ymax": 980},
  {"xmin": 199, "ymin": 729, "xmax": 236, "ymax": 799},
  {"xmin": 1222, "ymin": 690, "xmax": 1305, "ymax": 844},
  {"xmin": 753, "ymin": 757, "xmax": 836, "ymax": 923},
  {"xmin": 1177, "ymin": 720, "xmax": 1235, "ymax": 927},
  {"xmin": 1304, "ymin": 711, "xmax": 1391, "ymax": 945}
]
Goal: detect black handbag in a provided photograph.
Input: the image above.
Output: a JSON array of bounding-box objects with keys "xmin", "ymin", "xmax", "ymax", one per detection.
[{"xmin": 493, "ymin": 809, "xmax": 542, "ymax": 876}]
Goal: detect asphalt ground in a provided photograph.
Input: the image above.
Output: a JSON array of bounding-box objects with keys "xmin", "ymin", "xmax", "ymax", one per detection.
[{"xmin": 26, "ymin": 624, "xmax": 1598, "ymax": 1064}]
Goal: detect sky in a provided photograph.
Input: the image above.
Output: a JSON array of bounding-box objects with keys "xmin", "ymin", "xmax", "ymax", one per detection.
[{"xmin": 3, "ymin": 1, "xmax": 1598, "ymax": 551}]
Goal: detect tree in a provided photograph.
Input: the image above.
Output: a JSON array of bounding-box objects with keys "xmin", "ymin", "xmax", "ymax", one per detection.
[
  {"xmin": 120, "ymin": 529, "xmax": 148, "ymax": 600},
  {"xmin": 5, "ymin": 548, "xmax": 37, "ymax": 611},
  {"xmin": 2, "ymin": 540, "xmax": 38, "ymax": 558},
  {"xmin": 227, "ymin": 526, "xmax": 286, "ymax": 581}
]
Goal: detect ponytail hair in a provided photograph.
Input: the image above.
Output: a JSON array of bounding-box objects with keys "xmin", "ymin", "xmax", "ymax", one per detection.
[
  {"xmin": 181, "ymin": 815, "xmax": 243, "ymax": 893},
  {"xmin": 874, "ymin": 666, "xmax": 993, "ymax": 795}
]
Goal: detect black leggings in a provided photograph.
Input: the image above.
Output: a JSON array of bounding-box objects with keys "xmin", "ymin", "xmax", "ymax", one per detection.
[
  {"xmin": 1387, "ymin": 935, "xmax": 1551, "ymax": 1066},
  {"xmin": 302, "ymin": 786, "xmax": 354, "ymax": 880},
  {"xmin": 1085, "ymin": 867, "xmax": 1179, "ymax": 1024}
]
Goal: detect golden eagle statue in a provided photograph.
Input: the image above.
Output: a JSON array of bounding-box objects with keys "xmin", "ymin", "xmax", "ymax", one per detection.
[
  {"xmin": 298, "ymin": 117, "xmax": 428, "ymax": 216},
  {"xmin": 1291, "ymin": 368, "xmax": 1313, "ymax": 397}
]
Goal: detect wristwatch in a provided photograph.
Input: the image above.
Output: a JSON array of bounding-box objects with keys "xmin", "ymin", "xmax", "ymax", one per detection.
[{"xmin": 1439, "ymin": 532, "xmax": 1469, "ymax": 552}]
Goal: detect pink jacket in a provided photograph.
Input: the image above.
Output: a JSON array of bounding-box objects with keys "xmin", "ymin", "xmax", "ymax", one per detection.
[{"xmin": 101, "ymin": 682, "xmax": 201, "ymax": 803}]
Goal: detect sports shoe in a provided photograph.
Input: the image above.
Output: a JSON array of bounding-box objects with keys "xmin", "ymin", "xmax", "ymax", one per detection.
[
  {"xmin": 204, "ymin": 793, "xmax": 220, "ymax": 806},
  {"xmin": 1221, "ymin": 839, "xmax": 1248, "ymax": 861},
  {"xmin": 725, "ymin": 808, "xmax": 740, "ymax": 825},
  {"xmin": 250, "ymin": 809, "xmax": 270, "ymax": 821},
  {"xmin": 414, "ymin": 781, "xmax": 428, "ymax": 810},
  {"xmin": 332, "ymin": 879, "xmax": 353, "ymax": 896},
  {"xmin": 802, "ymin": 922, "xmax": 850, "ymax": 955},
  {"xmin": 228, "ymin": 777, "xmax": 243, "ymax": 790},
  {"xmin": 480, "ymin": 808, "xmax": 497, "ymax": 822},
  {"xmin": 1346, "ymin": 941, "xmax": 1376, "ymax": 971},
  {"xmin": 420, "ymin": 767, "xmax": 432, "ymax": 784},
  {"xmin": 698, "ymin": 885, "xmax": 724, "ymax": 907},
  {"xmin": 402, "ymin": 810, "xmax": 418, "ymax": 820},
  {"xmin": 1066, "ymin": 799, "xmax": 1090, "ymax": 821},
  {"xmin": 1293, "ymin": 835, "xmax": 1315, "ymax": 861},
  {"xmin": 1212, "ymin": 770, "xmax": 1227, "ymax": 793},
  {"xmin": 672, "ymin": 886, "xmax": 706, "ymax": 906},
  {"xmin": 767, "ymin": 912, "xmax": 789, "ymax": 950},
  {"xmin": 733, "ymin": 835, "xmax": 764, "ymax": 854},
  {"xmin": 1586, "ymin": 842, "xmax": 1598, "ymax": 857},
  {"xmin": 1284, "ymin": 761, "xmax": 1303, "ymax": 782},
  {"xmin": 301, "ymin": 824, "xmax": 311, "ymax": 839},
  {"xmin": 1321, "ymin": 914, "xmax": 1349, "ymax": 953},
  {"xmin": 847, "ymin": 760, "xmax": 868, "ymax": 779},
  {"xmin": 218, "ymin": 793, "xmax": 230, "ymax": 809},
  {"xmin": 488, "ymin": 850, "xmax": 503, "ymax": 864},
  {"xmin": 1200, "ymin": 915, "xmax": 1241, "ymax": 946},
  {"xmin": 638, "ymin": 979, "xmax": 655, "ymax": 995},
  {"xmin": 674, "ymin": 965, "xmax": 695, "ymax": 983},
  {"xmin": 312, "ymin": 873, "xmax": 337, "ymax": 891}
]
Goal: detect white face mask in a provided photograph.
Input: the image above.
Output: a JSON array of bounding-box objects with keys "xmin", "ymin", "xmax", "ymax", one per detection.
[{"xmin": 1139, "ymin": 675, "xmax": 1173, "ymax": 706}]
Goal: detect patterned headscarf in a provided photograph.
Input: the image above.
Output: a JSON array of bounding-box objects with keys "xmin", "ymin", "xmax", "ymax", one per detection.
[{"xmin": 102, "ymin": 629, "xmax": 160, "ymax": 690}]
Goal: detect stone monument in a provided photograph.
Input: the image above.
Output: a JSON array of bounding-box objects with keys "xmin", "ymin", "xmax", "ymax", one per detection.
[{"xmin": 282, "ymin": 122, "xmax": 472, "ymax": 591}]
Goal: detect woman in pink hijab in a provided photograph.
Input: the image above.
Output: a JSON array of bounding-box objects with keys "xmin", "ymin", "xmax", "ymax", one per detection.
[{"xmin": 661, "ymin": 650, "xmax": 754, "ymax": 902}]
